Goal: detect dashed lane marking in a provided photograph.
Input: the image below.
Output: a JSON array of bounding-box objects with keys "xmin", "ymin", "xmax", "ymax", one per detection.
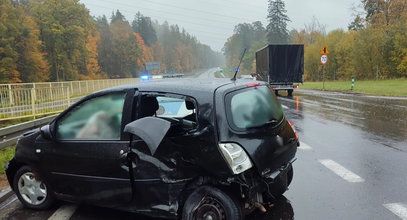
[
  {"xmin": 48, "ymin": 204, "xmax": 78, "ymax": 220},
  {"xmin": 384, "ymin": 203, "xmax": 407, "ymax": 220},
  {"xmin": 318, "ymin": 159, "xmax": 365, "ymax": 183},
  {"xmin": 299, "ymin": 142, "xmax": 312, "ymax": 150}
]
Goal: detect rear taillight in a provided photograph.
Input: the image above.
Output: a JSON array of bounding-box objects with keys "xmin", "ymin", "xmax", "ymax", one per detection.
[
  {"xmin": 288, "ymin": 120, "xmax": 299, "ymax": 140},
  {"xmin": 246, "ymin": 82, "xmax": 260, "ymax": 87}
]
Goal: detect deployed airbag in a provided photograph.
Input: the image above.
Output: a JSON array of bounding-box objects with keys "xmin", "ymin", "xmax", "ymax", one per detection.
[{"xmin": 124, "ymin": 117, "xmax": 171, "ymax": 155}]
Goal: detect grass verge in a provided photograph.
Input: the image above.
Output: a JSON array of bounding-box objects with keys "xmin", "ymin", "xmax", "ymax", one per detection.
[
  {"xmin": 0, "ymin": 146, "xmax": 15, "ymax": 175},
  {"xmin": 301, "ymin": 79, "xmax": 407, "ymax": 97},
  {"xmin": 0, "ymin": 146, "xmax": 14, "ymax": 190}
]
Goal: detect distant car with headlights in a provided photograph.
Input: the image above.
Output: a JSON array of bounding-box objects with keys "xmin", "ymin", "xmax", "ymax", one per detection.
[{"xmin": 6, "ymin": 78, "xmax": 298, "ymax": 219}]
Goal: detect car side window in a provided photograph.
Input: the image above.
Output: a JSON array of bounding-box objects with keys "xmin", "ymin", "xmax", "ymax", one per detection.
[
  {"xmin": 56, "ymin": 92, "xmax": 126, "ymax": 140},
  {"xmin": 138, "ymin": 95, "xmax": 197, "ymax": 131}
]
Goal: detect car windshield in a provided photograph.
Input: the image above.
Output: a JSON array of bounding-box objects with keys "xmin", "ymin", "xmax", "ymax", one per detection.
[{"xmin": 227, "ymin": 86, "xmax": 284, "ymax": 129}]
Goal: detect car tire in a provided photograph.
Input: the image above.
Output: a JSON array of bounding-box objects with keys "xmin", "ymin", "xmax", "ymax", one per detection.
[
  {"xmin": 182, "ymin": 186, "xmax": 244, "ymax": 220},
  {"xmin": 13, "ymin": 166, "xmax": 55, "ymax": 210}
]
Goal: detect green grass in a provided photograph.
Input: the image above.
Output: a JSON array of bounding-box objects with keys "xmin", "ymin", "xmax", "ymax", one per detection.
[
  {"xmin": 301, "ymin": 79, "xmax": 407, "ymax": 97},
  {"xmin": 0, "ymin": 146, "xmax": 15, "ymax": 175}
]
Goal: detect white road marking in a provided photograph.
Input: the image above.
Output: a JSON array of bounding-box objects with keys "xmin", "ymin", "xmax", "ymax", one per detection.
[
  {"xmin": 282, "ymin": 105, "xmax": 289, "ymax": 109},
  {"xmin": 384, "ymin": 203, "xmax": 407, "ymax": 220},
  {"xmin": 299, "ymin": 142, "xmax": 312, "ymax": 150},
  {"xmin": 48, "ymin": 205, "xmax": 78, "ymax": 220},
  {"xmin": 318, "ymin": 159, "xmax": 365, "ymax": 183}
]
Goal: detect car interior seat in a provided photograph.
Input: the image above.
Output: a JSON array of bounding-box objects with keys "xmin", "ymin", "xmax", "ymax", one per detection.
[{"xmin": 139, "ymin": 96, "xmax": 159, "ymax": 118}]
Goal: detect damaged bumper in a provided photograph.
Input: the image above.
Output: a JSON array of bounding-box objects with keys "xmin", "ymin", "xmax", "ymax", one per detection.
[
  {"xmin": 236, "ymin": 158, "xmax": 296, "ymax": 208},
  {"xmin": 263, "ymin": 158, "xmax": 296, "ymax": 183}
]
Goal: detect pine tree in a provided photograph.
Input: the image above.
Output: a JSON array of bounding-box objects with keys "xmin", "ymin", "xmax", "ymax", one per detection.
[
  {"xmin": 266, "ymin": 0, "xmax": 290, "ymax": 44},
  {"xmin": 132, "ymin": 12, "xmax": 157, "ymax": 46}
]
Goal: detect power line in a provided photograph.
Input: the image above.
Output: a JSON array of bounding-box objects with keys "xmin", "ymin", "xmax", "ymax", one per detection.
[
  {"xmin": 86, "ymin": 3, "xmax": 230, "ymax": 41},
  {"xmin": 87, "ymin": 2, "xmax": 234, "ymax": 32},
  {"xmin": 94, "ymin": 0, "xmax": 241, "ymax": 27},
  {"xmin": 139, "ymin": 0, "xmax": 255, "ymax": 21}
]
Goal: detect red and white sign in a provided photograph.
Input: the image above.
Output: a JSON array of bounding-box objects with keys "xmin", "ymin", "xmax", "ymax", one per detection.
[{"xmin": 320, "ymin": 54, "xmax": 328, "ymax": 65}]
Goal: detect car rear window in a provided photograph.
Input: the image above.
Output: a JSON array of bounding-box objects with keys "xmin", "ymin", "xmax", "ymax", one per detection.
[{"xmin": 226, "ymin": 86, "xmax": 284, "ymax": 130}]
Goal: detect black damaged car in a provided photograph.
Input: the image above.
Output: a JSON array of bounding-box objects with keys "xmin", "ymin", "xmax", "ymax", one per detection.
[{"xmin": 6, "ymin": 78, "xmax": 299, "ymax": 219}]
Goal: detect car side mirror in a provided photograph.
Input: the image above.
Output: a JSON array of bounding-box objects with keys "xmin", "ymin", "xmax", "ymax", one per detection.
[{"xmin": 40, "ymin": 125, "xmax": 53, "ymax": 140}]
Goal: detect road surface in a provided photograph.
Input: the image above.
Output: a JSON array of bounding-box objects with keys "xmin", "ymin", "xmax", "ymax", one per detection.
[{"xmin": 1, "ymin": 83, "xmax": 406, "ymax": 219}]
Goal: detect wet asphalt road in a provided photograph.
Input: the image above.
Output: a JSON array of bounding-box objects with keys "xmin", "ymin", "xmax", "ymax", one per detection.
[{"xmin": 1, "ymin": 86, "xmax": 407, "ymax": 220}]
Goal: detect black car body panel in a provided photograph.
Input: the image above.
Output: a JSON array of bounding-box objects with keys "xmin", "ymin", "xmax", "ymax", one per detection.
[{"xmin": 6, "ymin": 78, "xmax": 298, "ymax": 219}]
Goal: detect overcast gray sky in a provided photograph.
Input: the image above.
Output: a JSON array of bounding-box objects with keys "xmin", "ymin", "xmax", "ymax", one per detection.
[{"xmin": 80, "ymin": 0, "xmax": 361, "ymax": 52}]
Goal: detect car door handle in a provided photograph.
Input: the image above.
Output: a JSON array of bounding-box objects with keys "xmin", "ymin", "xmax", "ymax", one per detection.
[{"xmin": 120, "ymin": 150, "xmax": 129, "ymax": 165}]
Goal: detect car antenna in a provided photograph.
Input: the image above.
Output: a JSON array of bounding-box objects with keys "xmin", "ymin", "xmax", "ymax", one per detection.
[{"xmin": 231, "ymin": 48, "xmax": 247, "ymax": 81}]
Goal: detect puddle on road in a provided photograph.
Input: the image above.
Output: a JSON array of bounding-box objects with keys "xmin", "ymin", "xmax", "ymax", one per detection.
[{"xmin": 278, "ymin": 91, "xmax": 407, "ymax": 146}]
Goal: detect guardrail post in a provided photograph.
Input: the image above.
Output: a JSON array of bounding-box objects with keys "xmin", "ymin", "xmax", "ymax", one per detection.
[
  {"xmin": 86, "ymin": 81, "xmax": 89, "ymax": 93},
  {"xmin": 49, "ymin": 83, "xmax": 53, "ymax": 100},
  {"xmin": 70, "ymin": 81, "xmax": 73, "ymax": 97},
  {"xmin": 8, "ymin": 84, "xmax": 14, "ymax": 105},
  {"xmin": 66, "ymin": 87, "xmax": 70, "ymax": 107},
  {"xmin": 78, "ymin": 81, "xmax": 82, "ymax": 95},
  {"xmin": 31, "ymin": 88, "xmax": 36, "ymax": 119}
]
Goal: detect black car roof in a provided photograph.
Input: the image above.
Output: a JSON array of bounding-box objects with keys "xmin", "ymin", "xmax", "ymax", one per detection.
[{"xmin": 99, "ymin": 78, "xmax": 265, "ymax": 96}]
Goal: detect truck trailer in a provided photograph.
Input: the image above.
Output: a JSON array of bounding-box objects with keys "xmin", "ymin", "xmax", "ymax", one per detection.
[{"xmin": 256, "ymin": 44, "xmax": 304, "ymax": 96}]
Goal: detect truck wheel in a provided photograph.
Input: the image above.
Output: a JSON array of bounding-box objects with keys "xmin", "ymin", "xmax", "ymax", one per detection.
[
  {"xmin": 13, "ymin": 166, "xmax": 55, "ymax": 210},
  {"xmin": 182, "ymin": 186, "xmax": 243, "ymax": 220},
  {"xmin": 287, "ymin": 89, "xmax": 293, "ymax": 96}
]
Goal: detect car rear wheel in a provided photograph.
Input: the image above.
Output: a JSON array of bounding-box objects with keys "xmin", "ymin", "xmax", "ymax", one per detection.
[
  {"xmin": 182, "ymin": 186, "xmax": 243, "ymax": 220},
  {"xmin": 13, "ymin": 166, "xmax": 54, "ymax": 210}
]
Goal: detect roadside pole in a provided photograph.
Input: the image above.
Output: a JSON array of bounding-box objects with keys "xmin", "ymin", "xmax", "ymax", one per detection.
[
  {"xmin": 322, "ymin": 65, "xmax": 325, "ymax": 90},
  {"xmin": 320, "ymin": 46, "xmax": 329, "ymax": 90},
  {"xmin": 351, "ymin": 77, "xmax": 355, "ymax": 90}
]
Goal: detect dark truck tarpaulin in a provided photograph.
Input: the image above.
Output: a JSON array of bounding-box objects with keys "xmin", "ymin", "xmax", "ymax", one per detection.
[{"xmin": 256, "ymin": 44, "xmax": 304, "ymax": 83}]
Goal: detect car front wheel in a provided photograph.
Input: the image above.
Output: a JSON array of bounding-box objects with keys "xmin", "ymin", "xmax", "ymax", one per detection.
[
  {"xmin": 182, "ymin": 186, "xmax": 243, "ymax": 220},
  {"xmin": 13, "ymin": 166, "xmax": 54, "ymax": 210}
]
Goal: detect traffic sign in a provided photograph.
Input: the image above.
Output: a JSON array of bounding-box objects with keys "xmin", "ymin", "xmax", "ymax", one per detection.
[
  {"xmin": 320, "ymin": 54, "xmax": 328, "ymax": 65},
  {"xmin": 320, "ymin": 46, "xmax": 329, "ymax": 55}
]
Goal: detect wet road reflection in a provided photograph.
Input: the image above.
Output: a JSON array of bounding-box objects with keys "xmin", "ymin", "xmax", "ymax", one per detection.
[{"xmin": 279, "ymin": 89, "xmax": 407, "ymax": 150}]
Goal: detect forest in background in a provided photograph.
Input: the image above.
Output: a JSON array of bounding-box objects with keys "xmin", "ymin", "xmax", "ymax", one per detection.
[
  {"xmin": 0, "ymin": 0, "xmax": 224, "ymax": 83},
  {"xmin": 223, "ymin": 0, "xmax": 406, "ymax": 81}
]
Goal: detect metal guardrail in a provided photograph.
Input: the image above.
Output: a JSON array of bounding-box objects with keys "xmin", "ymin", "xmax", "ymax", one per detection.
[
  {"xmin": 0, "ymin": 78, "xmax": 139, "ymax": 121},
  {"xmin": 0, "ymin": 115, "xmax": 57, "ymax": 150}
]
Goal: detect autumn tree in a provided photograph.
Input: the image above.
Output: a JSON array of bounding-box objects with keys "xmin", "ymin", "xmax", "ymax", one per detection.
[
  {"xmin": 223, "ymin": 22, "xmax": 266, "ymax": 73},
  {"xmin": 0, "ymin": 0, "xmax": 49, "ymax": 83},
  {"xmin": 29, "ymin": 0, "xmax": 94, "ymax": 81},
  {"xmin": 109, "ymin": 10, "xmax": 142, "ymax": 77}
]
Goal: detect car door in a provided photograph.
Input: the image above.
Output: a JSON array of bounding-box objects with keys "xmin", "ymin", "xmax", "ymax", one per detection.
[{"xmin": 36, "ymin": 89, "xmax": 135, "ymax": 207}]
